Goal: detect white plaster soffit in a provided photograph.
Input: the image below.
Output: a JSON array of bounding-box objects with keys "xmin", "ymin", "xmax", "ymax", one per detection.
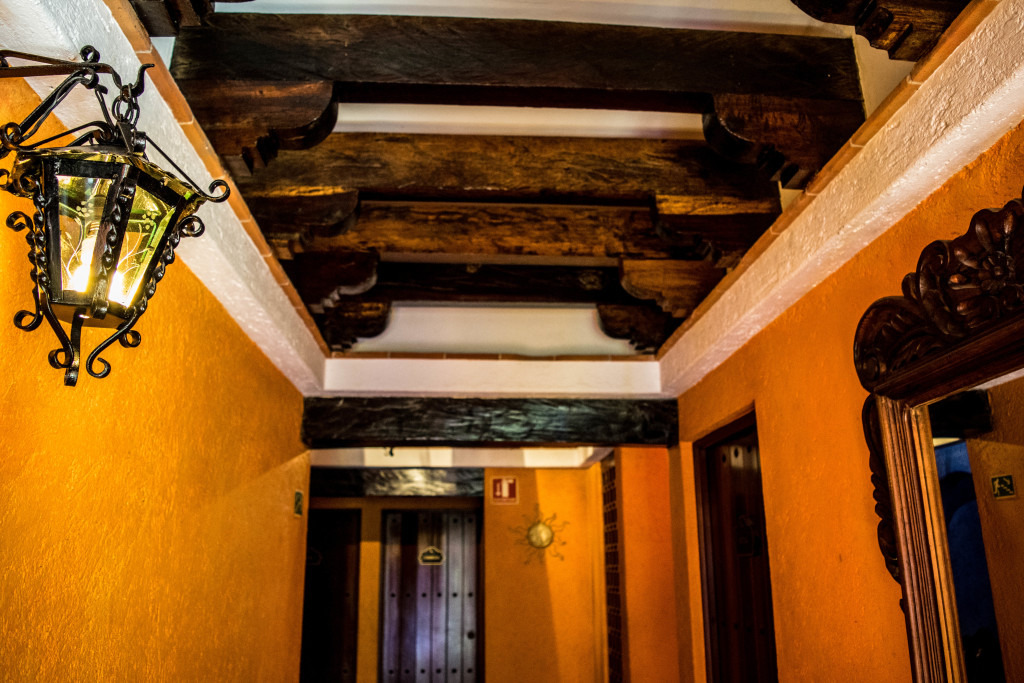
[
  {"xmin": 0, "ymin": 0, "xmax": 325, "ymax": 394},
  {"xmin": 661, "ymin": 0, "xmax": 1024, "ymax": 396}
]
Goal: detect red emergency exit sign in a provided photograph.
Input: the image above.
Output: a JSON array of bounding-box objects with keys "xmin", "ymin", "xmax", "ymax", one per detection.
[{"xmin": 491, "ymin": 476, "xmax": 518, "ymax": 504}]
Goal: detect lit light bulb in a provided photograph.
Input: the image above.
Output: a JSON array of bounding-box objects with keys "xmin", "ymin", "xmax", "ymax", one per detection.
[{"xmin": 67, "ymin": 235, "xmax": 96, "ymax": 292}]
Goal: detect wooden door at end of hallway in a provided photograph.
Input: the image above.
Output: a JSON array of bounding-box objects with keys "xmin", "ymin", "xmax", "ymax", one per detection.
[
  {"xmin": 696, "ymin": 416, "xmax": 778, "ymax": 683},
  {"xmin": 300, "ymin": 508, "xmax": 361, "ymax": 682},
  {"xmin": 380, "ymin": 510, "xmax": 481, "ymax": 683}
]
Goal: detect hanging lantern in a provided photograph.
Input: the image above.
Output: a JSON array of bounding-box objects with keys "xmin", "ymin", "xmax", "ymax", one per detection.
[{"xmin": 0, "ymin": 46, "xmax": 228, "ymax": 385}]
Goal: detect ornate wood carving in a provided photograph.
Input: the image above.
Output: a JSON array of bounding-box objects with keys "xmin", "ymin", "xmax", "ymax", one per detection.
[
  {"xmin": 855, "ymin": 192, "xmax": 1024, "ymax": 397},
  {"xmin": 620, "ymin": 259, "xmax": 724, "ymax": 317},
  {"xmin": 318, "ymin": 302, "xmax": 391, "ymax": 350},
  {"xmin": 861, "ymin": 396, "xmax": 902, "ymax": 584},
  {"xmin": 791, "ymin": 0, "xmax": 969, "ymax": 61},
  {"xmin": 171, "ymin": 14, "xmax": 863, "ymax": 184},
  {"xmin": 302, "ymin": 398, "xmax": 679, "ymax": 448},
  {"xmin": 597, "ymin": 304, "xmax": 681, "ymax": 353},
  {"xmin": 851, "ymin": 191, "xmax": 1024, "ymax": 681}
]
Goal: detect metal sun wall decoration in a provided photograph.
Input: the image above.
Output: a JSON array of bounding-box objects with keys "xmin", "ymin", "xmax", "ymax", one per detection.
[
  {"xmin": 512, "ymin": 505, "xmax": 569, "ymax": 564},
  {"xmin": 0, "ymin": 46, "xmax": 229, "ymax": 385}
]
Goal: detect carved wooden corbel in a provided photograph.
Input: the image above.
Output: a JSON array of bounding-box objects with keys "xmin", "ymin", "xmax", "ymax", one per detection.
[
  {"xmin": 792, "ymin": 0, "xmax": 969, "ymax": 61},
  {"xmin": 619, "ymin": 259, "xmax": 724, "ymax": 318}
]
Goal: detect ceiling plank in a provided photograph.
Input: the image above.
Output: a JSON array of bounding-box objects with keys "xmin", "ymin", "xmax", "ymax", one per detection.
[
  {"xmin": 172, "ymin": 14, "xmax": 863, "ymax": 182},
  {"xmin": 301, "ymin": 397, "xmax": 679, "ymax": 447}
]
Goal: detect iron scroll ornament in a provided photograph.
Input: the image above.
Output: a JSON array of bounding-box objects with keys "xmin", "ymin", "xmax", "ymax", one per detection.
[{"xmin": 0, "ymin": 46, "xmax": 229, "ymax": 385}]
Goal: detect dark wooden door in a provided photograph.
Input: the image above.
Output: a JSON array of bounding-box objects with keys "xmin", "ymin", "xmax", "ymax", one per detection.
[
  {"xmin": 300, "ymin": 508, "xmax": 361, "ymax": 682},
  {"xmin": 380, "ymin": 510, "xmax": 481, "ymax": 683},
  {"xmin": 697, "ymin": 417, "xmax": 777, "ymax": 682}
]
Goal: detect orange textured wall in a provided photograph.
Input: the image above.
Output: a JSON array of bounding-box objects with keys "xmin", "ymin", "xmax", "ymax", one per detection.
[
  {"xmin": 617, "ymin": 447, "xmax": 680, "ymax": 683},
  {"xmin": 673, "ymin": 115, "xmax": 1024, "ymax": 680},
  {"xmin": 484, "ymin": 467, "xmax": 605, "ymax": 683},
  {"xmin": 0, "ymin": 79, "xmax": 309, "ymax": 681},
  {"xmin": 966, "ymin": 377, "xmax": 1024, "ymax": 680}
]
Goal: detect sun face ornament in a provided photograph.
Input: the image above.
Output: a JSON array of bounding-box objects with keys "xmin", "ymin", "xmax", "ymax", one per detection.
[{"xmin": 512, "ymin": 506, "xmax": 568, "ymax": 564}]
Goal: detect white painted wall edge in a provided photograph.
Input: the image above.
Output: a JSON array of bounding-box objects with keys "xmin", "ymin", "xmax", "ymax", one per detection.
[
  {"xmin": 0, "ymin": 0, "xmax": 325, "ymax": 394},
  {"xmin": 321, "ymin": 357, "xmax": 665, "ymax": 398},
  {"xmin": 311, "ymin": 446, "xmax": 610, "ymax": 469},
  {"xmin": 661, "ymin": 0, "xmax": 1024, "ymax": 397}
]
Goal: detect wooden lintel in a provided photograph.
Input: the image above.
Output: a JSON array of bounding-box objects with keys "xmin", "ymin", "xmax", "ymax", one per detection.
[
  {"xmin": 301, "ymin": 397, "xmax": 679, "ymax": 447},
  {"xmin": 791, "ymin": 0, "xmax": 969, "ymax": 61},
  {"xmin": 620, "ymin": 259, "xmax": 724, "ymax": 317}
]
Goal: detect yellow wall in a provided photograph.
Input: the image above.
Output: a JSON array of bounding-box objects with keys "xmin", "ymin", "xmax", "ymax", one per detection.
[
  {"xmin": 617, "ymin": 447, "xmax": 680, "ymax": 683},
  {"xmin": 484, "ymin": 467, "xmax": 606, "ymax": 683},
  {"xmin": 966, "ymin": 378, "xmax": 1024, "ymax": 680},
  {"xmin": 0, "ymin": 79, "xmax": 309, "ymax": 681},
  {"xmin": 672, "ymin": 114, "xmax": 1024, "ymax": 680}
]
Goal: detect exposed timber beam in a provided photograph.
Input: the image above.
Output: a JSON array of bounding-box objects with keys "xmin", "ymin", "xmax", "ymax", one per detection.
[
  {"xmin": 301, "ymin": 397, "xmax": 679, "ymax": 447},
  {"xmin": 791, "ymin": 0, "xmax": 969, "ymax": 61},
  {"xmin": 238, "ymin": 133, "xmax": 781, "ymax": 206},
  {"xmin": 289, "ymin": 258, "xmax": 684, "ymax": 351},
  {"xmin": 283, "ymin": 201, "xmax": 768, "ymax": 266},
  {"xmin": 172, "ymin": 14, "xmax": 863, "ymax": 186},
  {"xmin": 288, "ymin": 258, "xmax": 637, "ymax": 307}
]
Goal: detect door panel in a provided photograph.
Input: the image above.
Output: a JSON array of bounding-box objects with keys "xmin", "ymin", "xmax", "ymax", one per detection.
[
  {"xmin": 697, "ymin": 417, "xmax": 777, "ymax": 682},
  {"xmin": 381, "ymin": 510, "xmax": 481, "ymax": 683}
]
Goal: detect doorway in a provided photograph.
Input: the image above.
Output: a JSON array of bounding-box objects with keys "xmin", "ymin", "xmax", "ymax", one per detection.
[
  {"xmin": 695, "ymin": 414, "xmax": 777, "ymax": 682},
  {"xmin": 300, "ymin": 508, "xmax": 362, "ymax": 682}
]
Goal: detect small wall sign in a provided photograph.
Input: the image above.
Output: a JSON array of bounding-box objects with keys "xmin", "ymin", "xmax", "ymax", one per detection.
[
  {"xmin": 991, "ymin": 474, "xmax": 1016, "ymax": 499},
  {"xmin": 491, "ymin": 476, "xmax": 519, "ymax": 504},
  {"xmin": 419, "ymin": 546, "xmax": 445, "ymax": 566}
]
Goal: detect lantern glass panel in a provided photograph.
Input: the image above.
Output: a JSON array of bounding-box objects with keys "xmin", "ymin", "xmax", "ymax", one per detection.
[
  {"xmin": 109, "ymin": 187, "xmax": 176, "ymax": 308},
  {"xmin": 57, "ymin": 174, "xmax": 112, "ymax": 293}
]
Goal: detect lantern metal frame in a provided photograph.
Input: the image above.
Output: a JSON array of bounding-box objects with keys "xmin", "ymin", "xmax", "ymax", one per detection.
[{"xmin": 0, "ymin": 46, "xmax": 229, "ymax": 385}]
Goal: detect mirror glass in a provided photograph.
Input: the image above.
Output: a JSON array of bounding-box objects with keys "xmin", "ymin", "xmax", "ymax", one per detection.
[{"xmin": 928, "ymin": 374, "xmax": 1024, "ymax": 682}]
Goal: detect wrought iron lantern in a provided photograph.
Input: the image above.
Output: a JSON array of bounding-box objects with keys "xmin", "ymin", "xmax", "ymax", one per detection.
[{"xmin": 0, "ymin": 46, "xmax": 228, "ymax": 385}]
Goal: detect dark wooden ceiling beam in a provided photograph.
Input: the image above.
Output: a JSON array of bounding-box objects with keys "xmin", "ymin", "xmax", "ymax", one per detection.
[
  {"xmin": 172, "ymin": 14, "xmax": 863, "ymax": 186},
  {"xmin": 302, "ymin": 397, "xmax": 679, "ymax": 447},
  {"xmin": 290, "ymin": 200, "xmax": 767, "ymax": 265},
  {"xmin": 292, "ymin": 258, "xmax": 686, "ymax": 352},
  {"xmin": 238, "ymin": 133, "xmax": 781, "ymax": 205},
  {"xmin": 287, "ymin": 258, "xmax": 638, "ymax": 307},
  {"xmin": 791, "ymin": 0, "xmax": 969, "ymax": 61}
]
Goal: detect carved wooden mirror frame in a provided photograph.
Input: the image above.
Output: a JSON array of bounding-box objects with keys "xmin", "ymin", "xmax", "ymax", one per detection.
[{"xmin": 853, "ymin": 189, "xmax": 1024, "ymax": 681}]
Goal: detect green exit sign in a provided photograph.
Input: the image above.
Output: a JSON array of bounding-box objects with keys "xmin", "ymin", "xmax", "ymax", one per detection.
[{"xmin": 991, "ymin": 475, "xmax": 1016, "ymax": 500}]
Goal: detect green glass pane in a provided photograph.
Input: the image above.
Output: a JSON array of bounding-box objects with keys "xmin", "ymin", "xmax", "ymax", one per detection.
[
  {"xmin": 57, "ymin": 175, "xmax": 111, "ymax": 293},
  {"xmin": 109, "ymin": 187, "xmax": 176, "ymax": 308}
]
